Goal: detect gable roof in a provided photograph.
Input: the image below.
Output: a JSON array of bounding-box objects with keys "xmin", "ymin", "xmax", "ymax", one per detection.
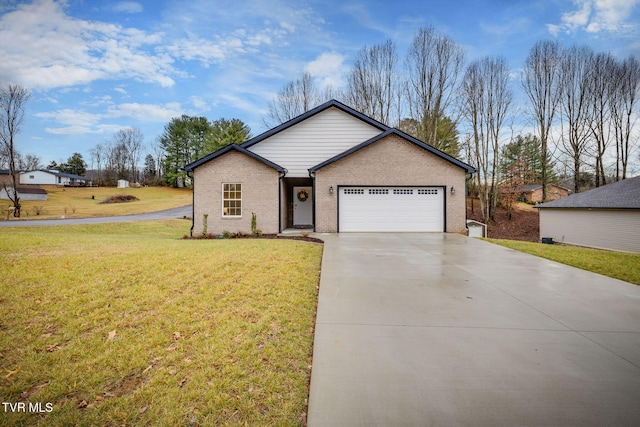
[
  {"xmin": 183, "ymin": 143, "xmax": 285, "ymax": 172},
  {"xmin": 537, "ymin": 176, "xmax": 640, "ymax": 209},
  {"xmin": 21, "ymin": 170, "xmax": 88, "ymax": 180},
  {"xmin": 308, "ymin": 128, "xmax": 476, "ymax": 174},
  {"xmin": 53, "ymin": 171, "xmax": 89, "ymax": 180},
  {"xmin": 241, "ymin": 99, "xmax": 390, "ymax": 149},
  {"xmin": 520, "ymin": 183, "xmax": 570, "ymax": 193}
]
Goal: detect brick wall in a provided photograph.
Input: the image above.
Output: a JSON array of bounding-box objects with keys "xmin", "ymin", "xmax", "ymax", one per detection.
[
  {"xmin": 193, "ymin": 151, "xmax": 281, "ymax": 236},
  {"xmin": 314, "ymin": 134, "xmax": 468, "ymax": 233}
]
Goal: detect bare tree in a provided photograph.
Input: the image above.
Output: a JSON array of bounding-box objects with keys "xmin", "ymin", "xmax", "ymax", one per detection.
[
  {"xmin": 405, "ymin": 26, "xmax": 465, "ymax": 147},
  {"xmin": 460, "ymin": 56, "xmax": 513, "ymax": 222},
  {"xmin": 264, "ymin": 72, "xmax": 324, "ymax": 127},
  {"xmin": 610, "ymin": 55, "xmax": 640, "ymax": 180},
  {"xmin": 152, "ymin": 137, "xmax": 165, "ymax": 182},
  {"xmin": 558, "ymin": 45, "xmax": 594, "ymax": 193},
  {"xmin": 90, "ymin": 143, "xmax": 105, "ymax": 186},
  {"xmin": 120, "ymin": 127, "xmax": 144, "ymax": 182},
  {"xmin": 104, "ymin": 139, "xmax": 129, "ymax": 185},
  {"xmin": 344, "ymin": 40, "xmax": 399, "ymax": 125},
  {"xmin": 0, "ymin": 83, "xmax": 31, "ymax": 217},
  {"xmin": 17, "ymin": 152, "xmax": 42, "ymax": 170},
  {"xmin": 586, "ymin": 52, "xmax": 617, "ymax": 187},
  {"xmin": 521, "ymin": 40, "xmax": 561, "ymax": 201}
]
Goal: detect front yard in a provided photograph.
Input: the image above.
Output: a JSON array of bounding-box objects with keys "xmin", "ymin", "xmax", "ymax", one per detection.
[
  {"xmin": 0, "ymin": 220, "xmax": 323, "ymax": 426},
  {"xmin": 4, "ymin": 186, "xmax": 193, "ymax": 220},
  {"xmin": 488, "ymin": 238, "xmax": 640, "ymax": 285}
]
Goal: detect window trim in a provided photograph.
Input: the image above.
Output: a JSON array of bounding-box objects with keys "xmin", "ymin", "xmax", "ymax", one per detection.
[{"xmin": 222, "ymin": 183, "xmax": 242, "ymax": 218}]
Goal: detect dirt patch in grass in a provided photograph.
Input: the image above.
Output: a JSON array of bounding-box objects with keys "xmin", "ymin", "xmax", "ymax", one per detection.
[
  {"xmin": 467, "ymin": 199, "xmax": 539, "ymax": 242},
  {"xmin": 100, "ymin": 194, "xmax": 140, "ymax": 204}
]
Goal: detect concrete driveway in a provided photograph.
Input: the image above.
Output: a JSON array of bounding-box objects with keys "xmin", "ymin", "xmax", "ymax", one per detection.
[{"xmin": 307, "ymin": 233, "xmax": 640, "ymax": 426}]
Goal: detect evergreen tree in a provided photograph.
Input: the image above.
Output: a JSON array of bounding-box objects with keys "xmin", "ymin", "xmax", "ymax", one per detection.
[
  {"xmin": 160, "ymin": 115, "xmax": 251, "ymax": 187},
  {"xmin": 59, "ymin": 152, "xmax": 87, "ymax": 176},
  {"xmin": 500, "ymin": 134, "xmax": 554, "ymax": 184}
]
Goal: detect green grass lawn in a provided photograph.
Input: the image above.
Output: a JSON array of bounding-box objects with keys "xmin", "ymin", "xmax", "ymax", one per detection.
[
  {"xmin": 487, "ymin": 239, "xmax": 640, "ymax": 285},
  {"xmin": 5, "ymin": 186, "xmax": 192, "ymax": 220},
  {"xmin": 0, "ymin": 221, "xmax": 323, "ymax": 426}
]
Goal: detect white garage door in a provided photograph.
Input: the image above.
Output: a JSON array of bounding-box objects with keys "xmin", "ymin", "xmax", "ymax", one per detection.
[{"xmin": 339, "ymin": 186, "xmax": 444, "ymax": 232}]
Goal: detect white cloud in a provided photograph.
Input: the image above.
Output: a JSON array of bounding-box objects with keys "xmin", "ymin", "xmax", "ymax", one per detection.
[
  {"xmin": 0, "ymin": 0, "xmax": 176, "ymax": 90},
  {"xmin": 305, "ymin": 51, "xmax": 347, "ymax": 89},
  {"xmin": 108, "ymin": 102, "xmax": 184, "ymax": 122},
  {"xmin": 35, "ymin": 101, "xmax": 185, "ymax": 135},
  {"xmin": 113, "ymin": 2, "xmax": 143, "ymax": 14},
  {"xmin": 190, "ymin": 96, "xmax": 209, "ymax": 111},
  {"xmin": 587, "ymin": 0, "xmax": 639, "ymax": 32},
  {"xmin": 548, "ymin": 0, "xmax": 640, "ymax": 35},
  {"xmin": 36, "ymin": 109, "xmax": 103, "ymax": 127}
]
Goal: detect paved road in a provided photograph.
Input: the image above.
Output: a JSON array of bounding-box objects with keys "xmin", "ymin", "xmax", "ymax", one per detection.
[
  {"xmin": 307, "ymin": 233, "xmax": 640, "ymax": 426},
  {"xmin": 0, "ymin": 205, "xmax": 192, "ymax": 227}
]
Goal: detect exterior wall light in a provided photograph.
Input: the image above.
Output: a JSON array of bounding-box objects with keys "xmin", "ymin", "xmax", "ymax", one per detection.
[
  {"xmin": 329, "ymin": 186, "xmax": 334, "ymax": 194},
  {"xmin": 450, "ymin": 186, "xmax": 455, "ymax": 195}
]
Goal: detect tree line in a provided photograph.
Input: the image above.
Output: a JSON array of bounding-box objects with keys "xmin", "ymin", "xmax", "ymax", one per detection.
[
  {"xmin": 265, "ymin": 29, "xmax": 639, "ymax": 222},
  {"xmin": 3, "ymin": 27, "xmax": 638, "ymax": 221}
]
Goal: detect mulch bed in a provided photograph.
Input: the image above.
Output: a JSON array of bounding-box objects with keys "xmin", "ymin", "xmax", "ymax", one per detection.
[
  {"xmin": 189, "ymin": 233, "xmax": 324, "ymax": 244},
  {"xmin": 100, "ymin": 195, "xmax": 140, "ymax": 204}
]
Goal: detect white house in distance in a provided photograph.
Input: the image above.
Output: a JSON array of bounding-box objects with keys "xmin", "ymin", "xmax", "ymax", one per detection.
[
  {"xmin": 20, "ymin": 170, "xmax": 92, "ymax": 186},
  {"xmin": 537, "ymin": 175, "xmax": 640, "ymax": 253}
]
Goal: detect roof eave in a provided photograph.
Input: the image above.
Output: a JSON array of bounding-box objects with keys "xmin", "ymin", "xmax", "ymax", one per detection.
[
  {"xmin": 309, "ymin": 128, "xmax": 476, "ymax": 174},
  {"xmin": 183, "ymin": 144, "xmax": 285, "ymax": 173}
]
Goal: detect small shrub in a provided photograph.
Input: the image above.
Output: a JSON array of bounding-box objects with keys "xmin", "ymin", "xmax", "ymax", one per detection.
[
  {"xmin": 202, "ymin": 214, "xmax": 208, "ymax": 236},
  {"xmin": 251, "ymin": 212, "xmax": 258, "ymax": 236},
  {"xmin": 300, "ymin": 231, "xmax": 309, "ymax": 238},
  {"xmin": 32, "ymin": 206, "xmax": 46, "ymax": 216}
]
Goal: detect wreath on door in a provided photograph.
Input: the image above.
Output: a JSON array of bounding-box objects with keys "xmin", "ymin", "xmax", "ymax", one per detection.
[{"xmin": 297, "ymin": 189, "xmax": 309, "ymax": 202}]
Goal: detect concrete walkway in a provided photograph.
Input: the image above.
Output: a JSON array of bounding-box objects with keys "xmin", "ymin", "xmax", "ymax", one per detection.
[{"xmin": 307, "ymin": 233, "xmax": 640, "ymax": 426}]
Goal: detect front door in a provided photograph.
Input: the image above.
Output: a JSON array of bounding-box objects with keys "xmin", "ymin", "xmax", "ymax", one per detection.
[{"xmin": 293, "ymin": 186, "xmax": 313, "ymax": 227}]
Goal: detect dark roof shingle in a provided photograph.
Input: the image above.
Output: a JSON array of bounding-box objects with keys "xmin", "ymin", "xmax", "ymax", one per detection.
[{"xmin": 537, "ymin": 176, "xmax": 640, "ymax": 209}]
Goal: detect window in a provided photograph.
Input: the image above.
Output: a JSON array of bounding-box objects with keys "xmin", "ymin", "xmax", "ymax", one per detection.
[
  {"xmin": 222, "ymin": 183, "xmax": 242, "ymax": 217},
  {"xmin": 344, "ymin": 188, "xmax": 364, "ymax": 195},
  {"xmin": 29, "ymin": 175, "xmax": 34, "ymax": 179},
  {"xmin": 393, "ymin": 189, "xmax": 413, "ymax": 195}
]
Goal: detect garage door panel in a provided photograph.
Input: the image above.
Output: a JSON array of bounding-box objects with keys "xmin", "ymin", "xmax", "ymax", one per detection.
[{"xmin": 339, "ymin": 187, "xmax": 444, "ymax": 232}]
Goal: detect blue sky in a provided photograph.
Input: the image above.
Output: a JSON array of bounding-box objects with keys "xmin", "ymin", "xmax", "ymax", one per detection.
[{"xmin": 1, "ymin": 0, "xmax": 639, "ymax": 166}]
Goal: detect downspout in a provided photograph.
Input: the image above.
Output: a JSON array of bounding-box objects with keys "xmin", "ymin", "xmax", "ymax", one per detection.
[
  {"xmin": 187, "ymin": 170, "xmax": 195, "ymax": 237},
  {"xmin": 278, "ymin": 169, "xmax": 287, "ymax": 233},
  {"xmin": 309, "ymin": 170, "xmax": 316, "ymax": 232},
  {"xmin": 465, "ymin": 172, "xmax": 474, "ymax": 231}
]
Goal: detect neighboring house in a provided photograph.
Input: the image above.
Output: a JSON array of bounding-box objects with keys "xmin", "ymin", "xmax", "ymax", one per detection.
[
  {"xmin": 537, "ymin": 176, "xmax": 640, "ymax": 253},
  {"xmin": 183, "ymin": 100, "xmax": 476, "ymax": 236},
  {"xmin": 519, "ymin": 184, "xmax": 570, "ymax": 203},
  {"xmin": 0, "ymin": 186, "xmax": 47, "ymax": 201},
  {"xmin": 20, "ymin": 170, "xmax": 92, "ymax": 186}
]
